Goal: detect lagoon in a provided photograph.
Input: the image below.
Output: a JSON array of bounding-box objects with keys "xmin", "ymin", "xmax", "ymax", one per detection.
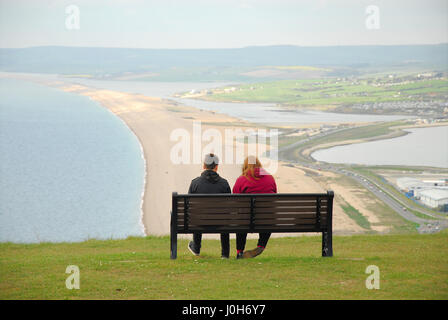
[
  {"xmin": 312, "ymin": 126, "xmax": 448, "ymax": 168},
  {"xmin": 65, "ymin": 78, "xmax": 412, "ymax": 124}
]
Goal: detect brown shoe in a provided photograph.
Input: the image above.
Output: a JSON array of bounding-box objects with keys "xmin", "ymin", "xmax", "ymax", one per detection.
[{"xmin": 242, "ymin": 247, "xmax": 264, "ymax": 258}]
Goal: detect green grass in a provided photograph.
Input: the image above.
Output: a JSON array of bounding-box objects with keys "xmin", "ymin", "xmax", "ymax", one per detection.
[
  {"xmin": 310, "ymin": 121, "xmax": 406, "ymax": 145},
  {"xmin": 278, "ymin": 134, "xmax": 308, "ymax": 148},
  {"xmin": 341, "ymin": 204, "xmax": 372, "ymax": 230},
  {"xmin": 203, "ymin": 77, "xmax": 448, "ymax": 108},
  {"xmin": 1, "ymin": 233, "xmax": 447, "ymax": 300}
]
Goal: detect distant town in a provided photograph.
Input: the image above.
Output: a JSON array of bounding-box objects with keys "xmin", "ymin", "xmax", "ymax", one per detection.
[{"xmin": 181, "ymin": 72, "xmax": 448, "ymax": 118}]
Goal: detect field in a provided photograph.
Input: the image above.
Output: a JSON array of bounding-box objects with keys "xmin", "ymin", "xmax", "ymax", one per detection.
[
  {"xmin": 191, "ymin": 76, "xmax": 448, "ymax": 113},
  {"xmin": 1, "ymin": 232, "xmax": 447, "ymax": 300}
]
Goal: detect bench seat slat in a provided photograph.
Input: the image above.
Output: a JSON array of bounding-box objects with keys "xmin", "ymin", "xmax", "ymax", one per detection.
[
  {"xmin": 254, "ymin": 225, "xmax": 323, "ymax": 231},
  {"xmin": 255, "ymin": 201, "xmax": 327, "ymax": 208},
  {"xmin": 254, "ymin": 213, "xmax": 326, "ymax": 219},
  {"xmin": 181, "ymin": 220, "xmax": 327, "ymax": 227},
  {"xmin": 254, "ymin": 207, "xmax": 327, "ymax": 213},
  {"xmin": 188, "ymin": 208, "xmax": 251, "ymax": 214},
  {"xmin": 183, "ymin": 226, "xmax": 255, "ymax": 232},
  {"xmin": 178, "ymin": 226, "xmax": 324, "ymax": 232},
  {"xmin": 185, "ymin": 198, "xmax": 251, "ymax": 204},
  {"xmin": 182, "ymin": 207, "xmax": 329, "ymax": 213},
  {"xmin": 255, "ymin": 196, "xmax": 323, "ymax": 202},
  {"xmin": 254, "ymin": 218, "xmax": 327, "ymax": 223},
  {"xmin": 177, "ymin": 213, "xmax": 327, "ymax": 220},
  {"xmin": 254, "ymin": 218, "xmax": 318, "ymax": 224},
  {"xmin": 188, "ymin": 220, "xmax": 251, "ymax": 226},
  {"xmin": 183, "ymin": 204, "xmax": 327, "ymax": 210},
  {"xmin": 188, "ymin": 214, "xmax": 251, "ymax": 220},
  {"xmin": 186, "ymin": 202, "xmax": 251, "ymax": 207}
]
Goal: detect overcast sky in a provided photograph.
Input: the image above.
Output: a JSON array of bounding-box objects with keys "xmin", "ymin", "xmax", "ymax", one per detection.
[{"xmin": 0, "ymin": 0, "xmax": 447, "ymax": 48}]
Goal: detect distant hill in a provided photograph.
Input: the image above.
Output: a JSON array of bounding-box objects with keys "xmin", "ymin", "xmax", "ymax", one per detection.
[{"xmin": 0, "ymin": 44, "xmax": 446, "ymax": 80}]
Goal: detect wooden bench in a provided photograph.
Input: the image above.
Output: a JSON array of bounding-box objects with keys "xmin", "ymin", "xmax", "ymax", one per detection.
[{"xmin": 170, "ymin": 191, "xmax": 334, "ymax": 259}]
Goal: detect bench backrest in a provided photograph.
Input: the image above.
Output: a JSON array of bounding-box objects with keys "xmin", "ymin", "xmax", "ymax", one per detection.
[{"xmin": 171, "ymin": 191, "xmax": 334, "ymax": 234}]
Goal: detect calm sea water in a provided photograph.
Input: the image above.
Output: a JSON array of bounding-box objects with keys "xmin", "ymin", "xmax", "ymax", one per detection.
[
  {"xmin": 0, "ymin": 78, "xmax": 145, "ymax": 243},
  {"xmin": 312, "ymin": 126, "xmax": 448, "ymax": 168}
]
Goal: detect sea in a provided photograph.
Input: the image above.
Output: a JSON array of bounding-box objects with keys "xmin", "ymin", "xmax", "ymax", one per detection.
[{"xmin": 0, "ymin": 78, "xmax": 145, "ymax": 243}]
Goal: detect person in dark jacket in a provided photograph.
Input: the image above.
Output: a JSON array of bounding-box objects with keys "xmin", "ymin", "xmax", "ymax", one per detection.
[
  {"xmin": 233, "ymin": 156, "xmax": 277, "ymax": 259},
  {"xmin": 188, "ymin": 153, "xmax": 232, "ymax": 258}
]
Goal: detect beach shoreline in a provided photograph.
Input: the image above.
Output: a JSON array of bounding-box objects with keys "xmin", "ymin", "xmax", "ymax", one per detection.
[
  {"xmin": 55, "ymin": 83, "xmax": 370, "ymax": 236},
  {"xmin": 60, "ymin": 84, "xmax": 254, "ymax": 236},
  {"xmin": 2, "ymin": 73, "xmax": 420, "ymax": 237},
  {"xmin": 82, "ymin": 94, "xmax": 148, "ymax": 236}
]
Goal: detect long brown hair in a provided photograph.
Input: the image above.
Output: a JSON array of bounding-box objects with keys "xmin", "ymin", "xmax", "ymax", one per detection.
[{"xmin": 242, "ymin": 156, "xmax": 262, "ymax": 181}]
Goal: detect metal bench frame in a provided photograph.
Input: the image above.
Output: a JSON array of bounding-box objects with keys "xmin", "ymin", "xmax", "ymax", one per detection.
[{"xmin": 170, "ymin": 191, "xmax": 334, "ymax": 259}]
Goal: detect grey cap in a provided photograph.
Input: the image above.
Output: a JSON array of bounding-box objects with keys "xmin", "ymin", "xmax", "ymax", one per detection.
[{"xmin": 204, "ymin": 153, "xmax": 219, "ymax": 166}]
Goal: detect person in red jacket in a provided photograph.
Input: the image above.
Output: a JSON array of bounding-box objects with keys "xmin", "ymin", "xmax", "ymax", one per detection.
[{"xmin": 233, "ymin": 156, "xmax": 277, "ymax": 259}]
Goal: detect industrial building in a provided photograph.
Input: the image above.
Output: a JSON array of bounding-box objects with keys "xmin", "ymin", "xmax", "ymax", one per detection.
[
  {"xmin": 396, "ymin": 178, "xmax": 426, "ymax": 192},
  {"xmin": 397, "ymin": 177, "xmax": 447, "ymax": 192},
  {"xmin": 417, "ymin": 189, "xmax": 448, "ymax": 209},
  {"xmin": 396, "ymin": 177, "xmax": 448, "ymax": 211}
]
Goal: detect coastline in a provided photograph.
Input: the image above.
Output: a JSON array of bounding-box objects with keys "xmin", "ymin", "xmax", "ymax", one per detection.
[
  {"xmin": 60, "ymin": 84, "xmax": 250, "ymax": 236},
  {"xmin": 85, "ymin": 95, "xmax": 147, "ymax": 236},
  {"xmin": 55, "ymin": 83, "xmax": 371, "ymax": 236}
]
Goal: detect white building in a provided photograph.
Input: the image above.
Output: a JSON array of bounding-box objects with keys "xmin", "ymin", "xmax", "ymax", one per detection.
[
  {"xmin": 418, "ymin": 189, "xmax": 448, "ymax": 209},
  {"xmin": 397, "ymin": 177, "xmax": 447, "ymax": 193},
  {"xmin": 396, "ymin": 178, "xmax": 427, "ymax": 192}
]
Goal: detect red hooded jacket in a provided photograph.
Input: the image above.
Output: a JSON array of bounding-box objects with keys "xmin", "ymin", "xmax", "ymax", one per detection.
[{"xmin": 232, "ymin": 167, "xmax": 277, "ymax": 194}]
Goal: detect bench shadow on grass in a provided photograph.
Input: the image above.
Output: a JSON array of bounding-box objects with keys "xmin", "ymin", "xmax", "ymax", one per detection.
[
  {"xmin": 178, "ymin": 250, "xmax": 379, "ymax": 267},
  {"xmin": 179, "ymin": 252, "xmax": 333, "ymax": 264}
]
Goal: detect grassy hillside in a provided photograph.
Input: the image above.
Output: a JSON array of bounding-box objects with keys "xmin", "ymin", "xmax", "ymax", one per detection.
[
  {"xmin": 199, "ymin": 77, "xmax": 448, "ymax": 108},
  {"xmin": 1, "ymin": 232, "xmax": 447, "ymax": 300}
]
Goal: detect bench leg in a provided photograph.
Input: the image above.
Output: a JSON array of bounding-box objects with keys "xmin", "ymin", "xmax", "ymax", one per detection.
[
  {"xmin": 322, "ymin": 231, "xmax": 333, "ymax": 257},
  {"xmin": 170, "ymin": 208, "xmax": 178, "ymax": 260},
  {"xmin": 170, "ymin": 231, "xmax": 177, "ymax": 260}
]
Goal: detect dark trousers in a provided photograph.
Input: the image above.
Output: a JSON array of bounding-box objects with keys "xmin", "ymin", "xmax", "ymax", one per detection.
[
  {"xmin": 236, "ymin": 232, "xmax": 271, "ymax": 251},
  {"xmin": 193, "ymin": 232, "xmax": 230, "ymax": 257}
]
